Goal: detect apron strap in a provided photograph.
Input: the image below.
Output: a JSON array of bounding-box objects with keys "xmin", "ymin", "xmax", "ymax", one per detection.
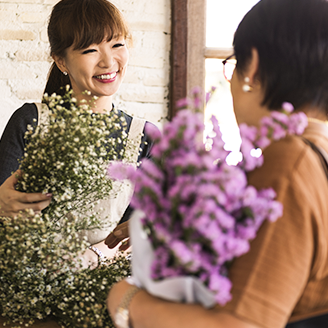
[
  {"xmin": 34, "ymin": 102, "xmax": 49, "ymax": 127},
  {"xmin": 125, "ymin": 116, "xmax": 146, "ymax": 164}
]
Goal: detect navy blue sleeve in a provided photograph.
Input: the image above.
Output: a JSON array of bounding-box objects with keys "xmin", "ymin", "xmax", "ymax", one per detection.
[
  {"xmin": 138, "ymin": 121, "xmax": 157, "ymax": 161},
  {"xmin": 0, "ymin": 103, "xmax": 38, "ymax": 185},
  {"xmin": 119, "ymin": 120, "xmax": 158, "ymax": 224},
  {"xmin": 118, "ymin": 109, "xmax": 156, "ymax": 162}
]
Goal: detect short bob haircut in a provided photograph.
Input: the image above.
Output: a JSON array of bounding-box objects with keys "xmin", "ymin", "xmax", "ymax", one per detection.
[
  {"xmin": 234, "ymin": 0, "xmax": 328, "ymax": 115},
  {"xmin": 44, "ymin": 0, "xmax": 131, "ymax": 96}
]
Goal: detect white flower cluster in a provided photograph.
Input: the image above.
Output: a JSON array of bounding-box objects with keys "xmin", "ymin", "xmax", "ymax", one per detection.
[
  {"xmin": 53, "ymin": 254, "xmax": 131, "ymax": 328},
  {"xmin": 0, "ymin": 88, "xmax": 131, "ymax": 327},
  {"xmin": 0, "ymin": 212, "xmax": 131, "ymax": 327},
  {"xmin": 17, "ymin": 88, "xmax": 128, "ymax": 231},
  {"xmin": 0, "ymin": 211, "xmax": 89, "ymax": 325}
]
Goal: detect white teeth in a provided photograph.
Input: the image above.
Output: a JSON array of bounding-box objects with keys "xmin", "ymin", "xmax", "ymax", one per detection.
[{"xmin": 95, "ymin": 72, "xmax": 116, "ymax": 79}]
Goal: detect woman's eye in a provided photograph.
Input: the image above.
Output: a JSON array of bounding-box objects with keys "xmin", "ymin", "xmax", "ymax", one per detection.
[
  {"xmin": 82, "ymin": 49, "xmax": 96, "ymax": 54},
  {"xmin": 113, "ymin": 43, "xmax": 125, "ymax": 48}
]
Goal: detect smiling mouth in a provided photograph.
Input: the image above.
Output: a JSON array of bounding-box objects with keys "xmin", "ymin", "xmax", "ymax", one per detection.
[{"xmin": 94, "ymin": 72, "xmax": 117, "ymax": 80}]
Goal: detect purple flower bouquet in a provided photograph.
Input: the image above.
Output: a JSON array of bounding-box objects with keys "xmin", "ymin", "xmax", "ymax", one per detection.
[{"xmin": 108, "ymin": 90, "xmax": 308, "ymax": 307}]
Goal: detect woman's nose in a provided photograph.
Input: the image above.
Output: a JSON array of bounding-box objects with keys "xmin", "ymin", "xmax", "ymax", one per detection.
[{"xmin": 98, "ymin": 52, "xmax": 115, "ymax": 68}]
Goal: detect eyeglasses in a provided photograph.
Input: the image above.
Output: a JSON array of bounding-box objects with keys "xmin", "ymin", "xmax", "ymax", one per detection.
[{"xmin": 222, "ymin": 54, "xmax": 236, "ymax": 82}]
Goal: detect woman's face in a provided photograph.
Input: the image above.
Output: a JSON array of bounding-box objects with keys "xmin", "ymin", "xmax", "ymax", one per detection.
[{"xmin": 57, "ymin": 36, "xmax": 129, "ymax": 101}]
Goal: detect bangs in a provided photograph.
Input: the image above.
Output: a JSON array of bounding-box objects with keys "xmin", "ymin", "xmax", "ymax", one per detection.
[{"xmin": 65, "ymin": 0, "xmax": 130, "ymax": 50}]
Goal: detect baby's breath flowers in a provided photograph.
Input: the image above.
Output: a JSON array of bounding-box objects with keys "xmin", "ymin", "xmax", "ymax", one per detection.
[
  {"xmin": 0, "ymin": 211, "xmax": 88, "ymax": 326},
  {"xmin": 53, "ymin": 254, "xmax": 131, "ymax": 328},
  {"xmin": 17, "ymin": 88, "xmax": 128, "ymax": 231},
  {"xmin": 0, "ymin": 87, "xmax": 131, "ymax": 327},
  {"xmin": 0, "ymin": 212, "xmax": 131, "ymax": 327}
]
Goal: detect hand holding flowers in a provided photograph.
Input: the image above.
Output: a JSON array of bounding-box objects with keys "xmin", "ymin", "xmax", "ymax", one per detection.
[
  {"xmin": 16, "ymin": 88, "xmax": 128, "ymax": 231},
  {"xmin": 0, "ymin": 88, "xmax": 132, "ymax": 327}
]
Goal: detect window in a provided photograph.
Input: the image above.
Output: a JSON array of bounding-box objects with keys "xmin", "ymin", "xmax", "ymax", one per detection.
[
  {"xmin": 170, "ymin": 0, "xmax": 259, "ymax": 158},
  {"xmin": 205, "ymin": 0, "xmax": 260, "ymax": 156}
]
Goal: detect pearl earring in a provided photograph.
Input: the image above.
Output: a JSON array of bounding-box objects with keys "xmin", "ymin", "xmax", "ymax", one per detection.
[
  {"xmin": 242, "ymin": 77, "xmax": 253, "ymax": 92},
  {"xmin": 63, "ymin": 71, "xmax": 68, "ymax": 76}
]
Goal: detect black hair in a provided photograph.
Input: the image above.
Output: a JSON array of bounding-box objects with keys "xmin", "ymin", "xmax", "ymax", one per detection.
[{"xmin": 234, "ymin": 0, "xmax": 328, "ymax": 114}]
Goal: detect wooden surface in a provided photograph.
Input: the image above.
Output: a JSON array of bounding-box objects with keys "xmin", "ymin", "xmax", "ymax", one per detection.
[
  {"xmin": 187, "ymin": 0, "xmax": 206, "ymax": 95},
  {"xmin": 0, "ymin": 316, "xmax": 61, "ymax": 328},
  {"xmin": 170, "ymin": 0, "xmax": 188, "ymax": 119}
]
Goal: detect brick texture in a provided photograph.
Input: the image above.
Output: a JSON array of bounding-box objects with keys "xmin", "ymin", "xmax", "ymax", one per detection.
[{"xmin": 0, "ymin": 0, "xmax": 171, "ymax": 135}]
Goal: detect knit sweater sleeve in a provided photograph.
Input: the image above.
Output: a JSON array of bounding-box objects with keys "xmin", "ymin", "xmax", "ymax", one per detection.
[{"xmin": 221, "ymin": 135, "xmax": 328, "ymax": 328}]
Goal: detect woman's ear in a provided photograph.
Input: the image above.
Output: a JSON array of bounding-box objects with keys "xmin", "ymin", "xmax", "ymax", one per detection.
[
  {"xmin": 247, "ymin": 48, "xmax": 259, "ymax": 86},
  {"xmin": 52, "ymin": 55, "xmax": 68, "ymax": 75}
]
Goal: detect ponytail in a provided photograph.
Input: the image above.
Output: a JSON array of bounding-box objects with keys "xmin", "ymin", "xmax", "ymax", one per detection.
[{"xmin": 43, "ymin": 62, "xmax": 71, "ymax": 97}]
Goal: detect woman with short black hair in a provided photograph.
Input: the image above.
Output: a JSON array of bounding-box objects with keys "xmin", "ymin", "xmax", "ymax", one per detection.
[{"xmin": 107, "ymin": 1, "xmax": 328, "ymax": 327}]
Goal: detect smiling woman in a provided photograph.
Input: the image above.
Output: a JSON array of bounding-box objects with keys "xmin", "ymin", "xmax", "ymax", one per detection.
[
  {"xmin": 0, "ymin": 0, "xmax": 170, "ymax": 137},
  {"xmin": 53, "ymin": 37, "xmax": 129, "ymax": 112},
  {"xmin": 0, "ymin": 0, "xmax": 156, "ymax": 268}
]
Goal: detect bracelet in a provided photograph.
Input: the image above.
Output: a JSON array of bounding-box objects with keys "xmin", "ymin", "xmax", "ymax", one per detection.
[
  {"xmin": 88, "ymin": 246, "xmax": 106, "ymax": 266},
  {"xmin": 115, "ymin": 285, "xmax": 141, "ymax": 328}
]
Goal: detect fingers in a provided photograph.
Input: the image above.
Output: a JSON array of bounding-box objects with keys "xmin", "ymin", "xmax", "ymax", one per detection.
[
  {"xmin": 9, "ymin": 171, "xmax": 52, "ymax": 204},
  {"xmin": 80, "ymin": 248, "xmax": 99, "ymax": 270},
  {"xmin": 3, "ymin": 170, "xmax": 21, "ymax": 189},
  {"xmin": 0, "ymin": 171, "xmax": 52, "ymax": 217},
  {"xmin": 18, "ymin": 192, "xmax": 52, "ymax": 205},
  {"xmin": 105, "ymin": 221, "xmax": 130, "ymax": 249},
  {"xmin": 2, "ymin": 196, "xmax": 51, "ymax": 217},
  {"xmin": 11, "ymin": 169, "xmax": 22, "ymax": 184},
  {"xmin": 0, "ymin": 196, "xmax": 52, "ymax": 217},
  {"xmin": 104, "ymin": 235, "xmax": 117, "ymax": 249},
  {"xmin": 119, "ymin": 238, "xmax": 130, "ymax": 251},
  {"xmin": 107, "ymin": 280, "xmax": 132, "ymax": 316},
  {"xmin": 25, "ymin": 197, "xmax": 52, "ymax": 212}
]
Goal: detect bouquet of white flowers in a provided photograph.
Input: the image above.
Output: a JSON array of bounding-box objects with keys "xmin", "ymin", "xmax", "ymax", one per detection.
[
  {"xmin": 0, "ymin": 88, "xmax": 131, "ymax": 327},
  {"xmin": 17, "ymin": 89, "xmax": 128, "ymax": 231}
]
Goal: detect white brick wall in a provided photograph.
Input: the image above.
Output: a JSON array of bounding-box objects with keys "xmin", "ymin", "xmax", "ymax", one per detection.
[{"xmin": 0, "ymin": 0, "xmax": 171, "ymax": 136}]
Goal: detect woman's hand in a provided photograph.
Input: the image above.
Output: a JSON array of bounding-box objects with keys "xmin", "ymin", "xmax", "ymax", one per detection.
[
  {"xmin": 107, "ymin": 280, "xmax": 261, "ymax": 328},
  {"xmin": 107, "ymin": 280, "xmax": 142, "ymax": 324},
  {"xmin": 0, "ymin": 170, "xmax": 52, "ymax": 217},
  {"xmin": 80, "ymin": 241, "xmax": 124, "ymax": 270},
  {"xmin": 105, "ymin": 221, "xmax": 130, "ymax": 251},
  {"xmin": 79, "ymin": 247, "xmax": 99, "ymax": 270}
]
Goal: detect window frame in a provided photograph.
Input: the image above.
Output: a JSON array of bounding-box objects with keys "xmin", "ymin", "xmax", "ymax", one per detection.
[{"xmin": 169, "ymin": 0, "xmax": 233, "ymax": 118}]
